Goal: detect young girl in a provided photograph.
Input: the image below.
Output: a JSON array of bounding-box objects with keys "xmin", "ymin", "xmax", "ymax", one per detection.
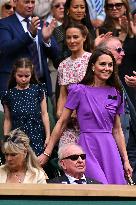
[{"xmin": 1, "ymin": 58, "xmax": 50, "ymax": 161}]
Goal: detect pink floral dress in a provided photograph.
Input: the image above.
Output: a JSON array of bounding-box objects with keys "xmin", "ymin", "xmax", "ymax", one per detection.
[{"xmin": 58, "ymin": 52, "xmax": 91, "ymax": 146}]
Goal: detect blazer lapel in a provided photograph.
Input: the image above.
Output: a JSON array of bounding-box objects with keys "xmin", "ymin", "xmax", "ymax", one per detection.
[
  {"xmin": 61, "ymin": 175, "xmax": 70, "ymax": 184},
  {"xmin": 11, "ymin": 14, "xmax": 27, "ymax": 37}
]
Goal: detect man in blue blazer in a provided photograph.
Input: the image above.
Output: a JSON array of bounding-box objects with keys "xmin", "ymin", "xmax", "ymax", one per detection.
[{"xmin": 0, "ymin": 0, "xmax": 60, "ymax": 97}]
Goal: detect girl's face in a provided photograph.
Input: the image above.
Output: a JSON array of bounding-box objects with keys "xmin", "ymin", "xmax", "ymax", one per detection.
[
  {"xmin": 93, "ymin": 54, "xmax": 113, "ymax": 84},
  {"xmin": 15, "ymin": 67, "xmax": 32, "ymax": 89},
  {"xmin": 68, "ymin": 0, "xmax": 86, "ymax": 22},
  {"xmin": 106, "ymin": 0, "xmax": 126, "ymax": 19},
  {"xmin": 66, "ymin": 27, "xmax": 86, "ymax": 53}
]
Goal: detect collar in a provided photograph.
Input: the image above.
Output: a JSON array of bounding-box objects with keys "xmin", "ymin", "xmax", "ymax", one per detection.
[
  {"xmin": 65, "ymin": 173, "xmax": 86, "ymax": 184},
  {"xmin": 15, "ymin": 12, "xmax": 31, "ymax": 23}
]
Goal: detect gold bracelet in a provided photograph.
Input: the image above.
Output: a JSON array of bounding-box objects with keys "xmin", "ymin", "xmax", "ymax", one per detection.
[{"xmin": 43, "ymin": 151, "xmax": 50, "ymax": 157}]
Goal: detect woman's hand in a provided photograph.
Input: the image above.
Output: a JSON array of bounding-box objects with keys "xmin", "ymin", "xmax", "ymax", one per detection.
[
  {"xmin": 38, "ymin": 153, "xmax": 49, "ymax": 166},
  {"xmin": 44, "ymin": 135, "xmax": 50, "ymax": 148},
  {"xmin": 130, "ymin": 20, "xmax": 136, "ymax": 36},
  {"xmin": 71, "ymin": 110, "xmax": 77, "ymax": 118},
  {"xmin": 124, "ymin": 160, "xmax": 133, "ymax": 178},
  {"xmin": 119, "ymin": 15, "xmax": 128, "ymax": 33},
  {"xmin": 125, "ymin": 71, "xmax": 136, "ymax": 87},
  {"xmin": 94, "ymin": 32, "xmax": 112, "ymax": 48}
]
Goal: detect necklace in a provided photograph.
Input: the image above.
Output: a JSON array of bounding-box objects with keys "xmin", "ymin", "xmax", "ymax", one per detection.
[
  {"xmin": 8, "ymin": 170, "xmax": 26, "ymax": 183},
  {"xmin": 13, "ymin": 173, "xmax": 24, "ymax": 183}
]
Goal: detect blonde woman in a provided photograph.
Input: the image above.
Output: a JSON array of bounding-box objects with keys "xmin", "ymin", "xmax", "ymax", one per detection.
[
  {"xmin": 0, "ymin": 0, "xmax": 15, "ymax": 18},
  {"xmin": 0, "ymin": 129, "xmax": 48, "ymax": 183}
]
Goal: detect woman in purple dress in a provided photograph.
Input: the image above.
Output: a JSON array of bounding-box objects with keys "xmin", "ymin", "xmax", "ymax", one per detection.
[{"xmin": 44, "ymin": 48, "xmax": 132, "ymax": 184}]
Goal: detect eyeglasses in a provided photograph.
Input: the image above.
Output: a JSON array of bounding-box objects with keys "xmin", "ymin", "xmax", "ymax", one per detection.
[
  {"xmin": 4, "ymin": 134, "xmax": 22, "ymax": 144},
  {"xmin": 62, "ymin": 154, "xmax": 86, "ymax": 161},
  {"xmin": 106, "ymin": 3, "xmax": 124, "ymax": 10},
  {"xmin": 4, "ymin": 3, "xmax": 15, "ymax": 10},
  {"xmin": 115, "ymin": 47, "xmax": 124, "ymax": 53},
  {"xmin": 53, "ymin": 3, "xmax": 65, "ymax": 8}
]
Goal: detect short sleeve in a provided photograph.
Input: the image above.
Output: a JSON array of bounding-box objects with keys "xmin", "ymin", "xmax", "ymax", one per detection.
[
  {"xmin": 0, "ymin": 90, "xmax": 10, "ymax": 107},
  {"xmin": 58, "ymin": 61, "xmax": 65, "ymax": 85},
  {"xmin": 65, "ymin": 84, "xmax": 80, "ymax": 110},
  {"xmin": 117, "ymin": 90, "xmax": 124, "ymax": 114},
  {"xmin": 37, "ymin": 83, "xmax": 48, "ymax": 102}
]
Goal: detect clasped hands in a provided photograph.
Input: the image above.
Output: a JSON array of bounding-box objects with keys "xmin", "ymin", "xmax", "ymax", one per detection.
[{"xmin": 119, "ymin": 14, "xmax": 136, "ymax": 37}]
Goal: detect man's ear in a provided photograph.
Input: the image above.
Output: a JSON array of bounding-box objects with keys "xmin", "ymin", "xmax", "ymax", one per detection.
[{"xmin": 60, "ymin": 160, "xmax": 67, "ymax": 170}]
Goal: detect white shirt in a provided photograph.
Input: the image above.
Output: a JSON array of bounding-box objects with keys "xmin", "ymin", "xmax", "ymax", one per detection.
[
  {"xmin": 65, "ymin": 174, "xmax": 87, "ymax": 184},
  {"xmin": 86, "ymin": 0, "xmax": 106, "ymax": 21},
  {"xmin": 15, "ymin": 12, "xmax": 50, "ymax": 77}
]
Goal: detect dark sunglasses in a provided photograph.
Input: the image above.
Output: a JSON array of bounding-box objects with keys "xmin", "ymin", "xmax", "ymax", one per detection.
[
  {"xmin": 106, "ymin": 3, "xmax": 124, "ymax": 10},
  {"xmin": 4, "ymin": 134, "xmax": 22, "ymax": 144},
  {"xmin": 53, "ymin": 3, "xmax": 65, "ymax": 8},
  {"xmin": 62, "ymin": 154, "xmax": 86, "ymax": 161},
  {"xmin": 4, "ymin": 3, "xmax": 15, "ymax": 10},
  {"xmin": 115, "ymin": 47, "xmax": 124, "ymax": 53}
]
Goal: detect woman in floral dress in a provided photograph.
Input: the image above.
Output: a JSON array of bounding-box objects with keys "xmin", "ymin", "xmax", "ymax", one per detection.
[{"xmin": 57, "ymin": 22, "xmax": 91, "ymax": 146}]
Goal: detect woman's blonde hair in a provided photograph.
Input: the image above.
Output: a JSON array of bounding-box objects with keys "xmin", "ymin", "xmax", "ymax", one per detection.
[
  {"xmin": 0, "ymin": 0, "xmax": 10, "ymax": 17},
  {"xmin": 2, "ymin": 129, "xmax": 43, "ymax": 176}
]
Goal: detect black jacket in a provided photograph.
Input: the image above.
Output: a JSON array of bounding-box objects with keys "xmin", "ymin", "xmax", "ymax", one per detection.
[{"xmin": 47, "ymin": 174, "xmax": 102, "ymax": 184}]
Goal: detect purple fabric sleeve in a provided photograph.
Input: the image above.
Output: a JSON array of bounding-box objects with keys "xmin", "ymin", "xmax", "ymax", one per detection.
[{"xmin": 64, "ymin": 84, "xmax": 80, "ymax": 110}]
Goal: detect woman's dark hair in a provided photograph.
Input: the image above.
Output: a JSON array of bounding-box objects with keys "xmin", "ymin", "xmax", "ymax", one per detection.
[
  {"xmin": 65, "ymin": 22, "xmax": 91, "ymax": 51},
  {"xmin": 104, "ymin": 0, "xmax": 132, "ymax": 37},
  {"xmin": 80, "ymin": 48, "xmax": 122, "ymax": 91},
  {"xmin": 8, "ymin": 57, "xmax": 39, "ymax": 89},
  {"xmin": 63, "ymin": 0, "xmax": 95, "ymax": 39}
]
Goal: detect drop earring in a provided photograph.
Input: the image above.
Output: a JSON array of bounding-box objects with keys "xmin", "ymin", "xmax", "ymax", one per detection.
[{"xmin": 92, "ymin": 64, "xmax": 95, "ymax": 72}]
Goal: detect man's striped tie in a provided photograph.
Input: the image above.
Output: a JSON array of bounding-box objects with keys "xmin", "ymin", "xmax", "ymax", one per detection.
[{"xmin": 95, "ymin": 0, "xmax": 102, "ymax": 15}]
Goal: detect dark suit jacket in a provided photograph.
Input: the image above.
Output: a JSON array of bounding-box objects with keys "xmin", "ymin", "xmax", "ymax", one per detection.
[
  {"xmin": 121, "ymin": 84, "xmax": 136, "ymax": 183},
  {"xmin": 0, "ymin": 14, "xmax": 60, "ymax": 96},
  {"xmin": 47, "ymin": 174, "xmax": 102, "ymax": 184},
  {"xmin": 125, "ymin": 88, "xmax": 136, "ymax": 183}
]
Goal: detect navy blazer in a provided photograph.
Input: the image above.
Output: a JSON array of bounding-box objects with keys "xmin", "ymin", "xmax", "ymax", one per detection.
[
  {"xmin": 0, "ymin": 14, "xmax": 60, "ymax": 96},
  {"xmin": 47, "ymin": 174, "xmax": 102, "ymax": 184}
]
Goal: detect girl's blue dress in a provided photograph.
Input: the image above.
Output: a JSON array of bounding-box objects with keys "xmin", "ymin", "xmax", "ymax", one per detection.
[{"xmin": 1, "ymin": 84, "xmax": 47, "ymax": 156}]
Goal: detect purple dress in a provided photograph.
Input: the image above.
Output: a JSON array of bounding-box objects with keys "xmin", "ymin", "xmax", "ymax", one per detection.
[{"xmin": 65, "ymin": 84, "xmax": 126, "ymax": 184}]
